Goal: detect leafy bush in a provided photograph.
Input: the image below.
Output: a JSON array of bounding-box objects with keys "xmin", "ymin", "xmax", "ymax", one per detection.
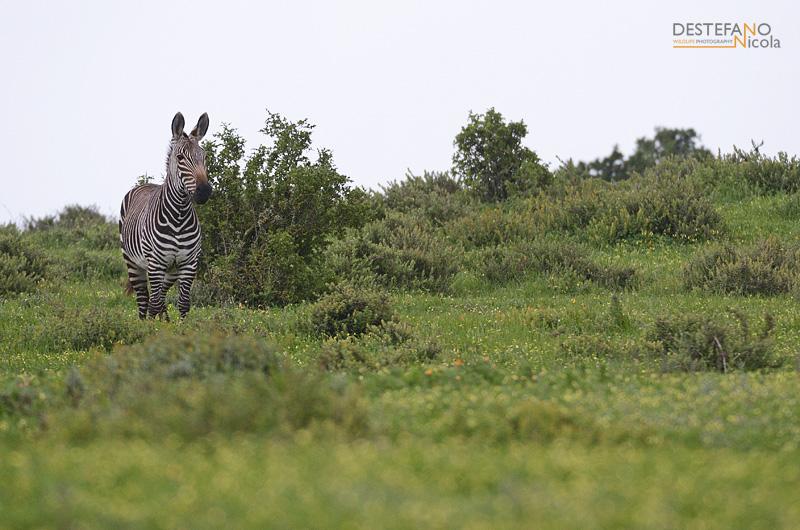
[
  {"xmin": 99, "ymin": 331, "xmax": 281, "ymax": 379},
  {"xmin": 200, "ymin": 230, "xmax": 323, "ymax": 307},
  {"xmin": 0, "ymin": 225, "xmax": 48, "ymax": 296},
  {"xmin": 34, "ymin": 306, "xmax": 150, "ymax": 352},
  {"xmin": 197, "ymin": 112, "xmax": 372, "ymax": 306},
  {"xmin": 24, "ymin": 205, "xmax": 117, "ymax": 251},
  {"xmin": 590, "ymin": 175, "xmax": 722, "ymax": 244},
  {"xmin": 379, "ymin": 171, "xmax": 473, "ymax": 224},
  {"xmin": 49, "ymin": 248, "xmax": 124, "ymax": 281},
  {"xmin": 558, "ymin": 143, "xmax": 800, "ymax": 202},
  {"xmin": 684, "ymin": 238, "xmax": 800, "ymax": 295},
  {"xmin": 648, "ymin": 311, "xmax": 780, "ymax": 372},
  {"xmin": 17, "ymin": 206, "xmax": 122, "ymax": 282},
  {"xmin": 452, "ymin": 108, "xmax": 551, "ymax": 201},
  {"xmin": 50, "ymin": 331, "xmax": 369, "ymax": 441},
  {"xmin": 325, "ymin": 212, "xmax": 464, "ymax": 292},
  {"xmin": 189, "ymin": 276, "xmax": 234, "ymax": 308},
  {"xmin": 33, "ymin": 204, "xmax": 109, "ymax": 230},
  {"xmin": 477, "ymin": 240, "xmax": 637, "ymax": 289},
  {"xmin": 526, "ymin": 173, "xmax": 724, "ymax": 244},
  {"xmin": 310, "ymin": 282, "xmax": 394, "ymax": 338},
  {"xmin": 445, "ymin": 204, "xmax": 537, "ymax": 249},
  {"xmin": 529, "ymin": 178, "xmax": 610, "ymax": 233},
  {"xmin": 477, "ymin": 244, "xmax": 533, "ymax": 285},
  {"xmin": 723, "ymin": 144, "xmax": 800, "ymax": 194},
  {"xmin": 317, "ymin": 320, "xmax": 440, "ymax": 371}
]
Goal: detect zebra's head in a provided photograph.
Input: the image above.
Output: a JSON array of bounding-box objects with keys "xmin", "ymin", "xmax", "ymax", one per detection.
[{"xmin": 169, "ymin": 112, "xmax": 212, "ymax": 204}]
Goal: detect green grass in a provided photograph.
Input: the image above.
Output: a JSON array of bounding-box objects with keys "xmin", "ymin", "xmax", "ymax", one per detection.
[
  {"xmin": 2, "ymin": 192, "xmax": 800, "ymax": 528},
  {"xmin": 2, "ymin": 440, "xmax": 799, "ymax": 529}
]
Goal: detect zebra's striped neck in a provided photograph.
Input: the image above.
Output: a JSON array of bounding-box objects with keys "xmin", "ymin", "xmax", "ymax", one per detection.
[{"xmin": 157, "ymin": 163, "xmax": 194, "ymax": 221}]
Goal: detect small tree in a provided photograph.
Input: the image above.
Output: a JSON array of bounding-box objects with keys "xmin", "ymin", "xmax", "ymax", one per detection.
[
  {"xmin": 198, "ymin": 111, "xmax": 371, "ymax": 306},
  {"xmin": 452, "ymin": 108, "xmax": 550, "ymax": 201}
]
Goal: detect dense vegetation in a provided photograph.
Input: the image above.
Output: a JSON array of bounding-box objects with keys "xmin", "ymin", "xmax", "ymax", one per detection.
[{"xmin": 2, "ymin": 109, "xmax": 800, "ymax": 528}]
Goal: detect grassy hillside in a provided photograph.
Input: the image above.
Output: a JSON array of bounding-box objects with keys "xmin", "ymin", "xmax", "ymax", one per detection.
[{"xmin": 2, "ymin": 152, "xmax": 800, "ymax": 528}]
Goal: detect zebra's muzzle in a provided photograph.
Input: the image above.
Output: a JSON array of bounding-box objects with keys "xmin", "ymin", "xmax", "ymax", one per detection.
[{"xmin": 194, "ymin": 182, "xmax": 212, "ymax": 204}]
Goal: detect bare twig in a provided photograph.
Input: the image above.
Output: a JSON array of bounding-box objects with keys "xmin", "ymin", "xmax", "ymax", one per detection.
[{"xmin": 713, "ymin": 336, "xmax": 727, "ymax": 373}]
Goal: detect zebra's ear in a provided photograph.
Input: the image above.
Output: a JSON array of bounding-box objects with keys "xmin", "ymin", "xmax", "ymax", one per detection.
[
  {"xmin": 171, "ymin": 112, "xmax": 185, "ymax": 139},
  {"xmin": 191, "ymin": 113, "xmax": 209, "ymax": 140}
]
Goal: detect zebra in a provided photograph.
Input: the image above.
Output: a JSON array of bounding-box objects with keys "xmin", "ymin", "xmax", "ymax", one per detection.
[{"xmin": 119, "ymin": 112, "xmax": 212, "ymax": 320}]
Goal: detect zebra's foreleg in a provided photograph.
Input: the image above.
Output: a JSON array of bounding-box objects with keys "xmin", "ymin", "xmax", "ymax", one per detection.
[
  {"xmin": 176, "ymin": 260, "xmax": 198, "ymax": 320},
  {"xmin": 126, "ymin": 265, "xmax": 149, "ymax": 320},
  {"xmin": 147, "ymin": 262, "xmax": 169, "ymax": 320}
]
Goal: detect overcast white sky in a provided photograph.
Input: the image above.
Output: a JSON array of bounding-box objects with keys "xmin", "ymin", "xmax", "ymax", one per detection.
[{"xmin": 0, "ymin": 0, "xmax": 797, "ymax": 223}]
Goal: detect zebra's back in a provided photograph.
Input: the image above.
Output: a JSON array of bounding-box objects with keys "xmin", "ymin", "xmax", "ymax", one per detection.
[
  {"xmin": 120, "ymin": 183, "xmax": 160, "ymax": 222},
  {"xmin": 119, "ymin": 184, "xmax": 162, "ymax": 269}
]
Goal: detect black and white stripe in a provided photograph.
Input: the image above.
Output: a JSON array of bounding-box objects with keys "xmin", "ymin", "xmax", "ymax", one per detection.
[{"xmin": 119, "ymin": 112, "xmax": 211, "ymax": 320}]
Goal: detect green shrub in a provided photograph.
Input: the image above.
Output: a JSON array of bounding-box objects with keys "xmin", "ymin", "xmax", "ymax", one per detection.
[
  {"xmin": 448, "ymin": 270, "xmax": 485, "ymax": 294},
  {"xmin": 648, "ymin": 311, "xmax": 780, "ymax": 372},
  {"xmin": 188, "ymin": 277, "xmax": 234, "ymax": 308},
  {"xmin": 477, "ymin": 240, "xmax": 637, "ymax": 289},
  {"xmin": 310, "ymin": 282, "xmax": 394, "ymax": 338},
  {"xmin": 37, "ymin": 204, "xmax": 109, "ymax": 229},
  {"xmin": 364, "ymin": 213, "xmax": 463, "ymax": 290},
  {"xmin": 532, "ymin": 240, "xmax": 636, "ymax": 289},
  {"xmin": 100, "ymin": 331, "xmax": 281, "ymax": 379},
  {"xmin": 379, "ymin": 171, "xmax": 472, "ymax": 223},
  {"xmin": 199, "ymin": 230, "xmax": 325, "ymax": 307},
  {"xmin": 18, "ymin": 205, "xmax": 121, "ymax": 282},
  {"xmin": 684, "ymin": 238, "xmax": 799, "ymax": 295},
  {"xmin": 505, "ymin": 399, "xmax": 593, "ymax": 442},
  {"xmin": 724, "ymin": 145, "xmax": 800, "ymax": 194},
  {"xmin": 197, "ymin": 112, "xmax": 372, "ymax": 307},
  {"xmin": 325, "ymin": 212, "xmax": 464, "ymax": 292},
  {"xmin": 616, "ymin": 147, "xmax": 800, "ymax": 199},
  {"xmin": 477, "ymin": 244, "xmax": 533, "ymax": 284},
  {"xmin": 0, "ymin": 225, "xmax": 48, "ymax": 296},
  {"xmin": 318, "ymin": 320, "xmax": 440, "ymax": 371},
  {"xmin": 445, "ymin": 205, "xmax": 537, "ymax": 249},
  {"xmin": 49, "ymin": 248, "xmax": 124, "ymax": 281},
  {"xmin": 49, "ymin": 331, "xmax": 369, "ymax": 441},
  {"xmin": 34, "ymin": 306, "xmax": 150, "ymax": 352},
  {"xmin": 24, "ymin": 205, "xmax": 117, "ymax": 251},
  {"xmin": 62, "ymin": 369, "xmax": 369, "ymax": 442},
  {"xmin": 588, "ymin": 175, "xmax": 723, "ymax": 244},
  {"xmin": 24, "ymin": 205, "xmax": 105, "ymax": 232},
  {"xmin": 525, "ymin": 174, "xmax": 724, "ymax": 244}
]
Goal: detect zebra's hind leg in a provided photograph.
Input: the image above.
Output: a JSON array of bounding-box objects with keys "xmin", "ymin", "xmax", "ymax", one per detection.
[{"xmin": 126, "ymin": 266, "xmax": 149, "ymax": 320}]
